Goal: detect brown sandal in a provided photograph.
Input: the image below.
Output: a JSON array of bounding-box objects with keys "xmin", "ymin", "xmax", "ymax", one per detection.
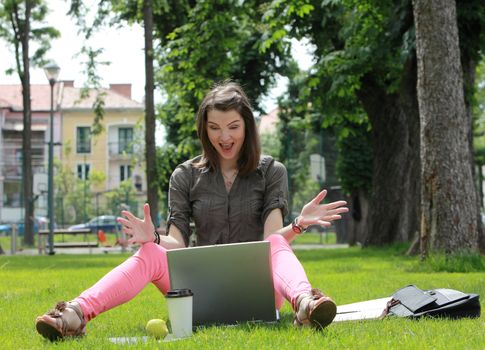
[
  {"xmin": 294, "ymin": 288, "xmax": 337, "ymax": 329},
  {"xmin": 35, "ymin": 301, "xmax": 86, "ymax": 341}
]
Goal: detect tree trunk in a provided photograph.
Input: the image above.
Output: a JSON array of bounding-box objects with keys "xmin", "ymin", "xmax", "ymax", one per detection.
[
  {"xmin": 357, "ymin": 58, "xmax": 421, "ymax": 246},
  {"xmin": 326, "ymin": 187, "xmax": 350, "ymax": 243},
  {"xmin": 413, "ymin": 0, "xmax": 479, "ymax": 254},
  {"xmin": 347, "ymin": 189, "xmax": 369, "ymax": 246},
  {"xmin": 462, "ymin": 58, "xmax": 485, "ymax": 253},
  {"xmin": 143, "ymin": 0, "xmax": 159, "ymax": 225},
  {"xmin": 19, "ymin": 1, "xmax": 34, "ymax": 246}
]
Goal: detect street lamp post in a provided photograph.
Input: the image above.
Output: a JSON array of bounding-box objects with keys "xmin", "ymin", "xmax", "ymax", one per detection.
[{"xmin": 43, "ymin": 62, "xmax": 60, "ymax": 255}]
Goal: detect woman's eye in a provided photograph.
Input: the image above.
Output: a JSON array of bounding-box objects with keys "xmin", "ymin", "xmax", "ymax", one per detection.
[{"xmin": 230, "ymin": 125, "xmax": 240, "ymax": 130}]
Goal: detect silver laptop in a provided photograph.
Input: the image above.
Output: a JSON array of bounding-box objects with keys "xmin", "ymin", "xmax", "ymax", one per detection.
[{"xmin": 167, "ymin": 241, "xmax": 278, "ymax": 326}]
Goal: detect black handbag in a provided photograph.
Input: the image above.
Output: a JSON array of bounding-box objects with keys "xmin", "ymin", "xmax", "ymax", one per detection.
[{"xmin": 386, "ymin": 285, "xmax": 480, "ymax": 319}]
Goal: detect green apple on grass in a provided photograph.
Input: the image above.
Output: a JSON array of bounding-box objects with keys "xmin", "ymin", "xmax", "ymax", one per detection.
[{"xmin": 145, "ymin": 319, "xmax": 169, "ymax": 339}]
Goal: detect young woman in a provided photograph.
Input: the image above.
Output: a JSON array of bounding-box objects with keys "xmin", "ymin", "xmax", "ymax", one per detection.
[{"xmin": 35, "ymin": 82, "xmax": 348, "ymax": 341}]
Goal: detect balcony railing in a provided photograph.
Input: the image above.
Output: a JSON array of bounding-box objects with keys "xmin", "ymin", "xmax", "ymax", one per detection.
[
  {"xmin": 108, "ymin": 142, "xmax": 134, "ymax": 156},
  {"xmin": 76, "ymin": 142, "xmax": 91, "ymax": 154},
  {"xmin": 0, "ymin": 151, "xmax": 46, "ymax": 178},
  {"xmin": 1, "ymin": 164, "xmax": 46, "ymax": 178}
]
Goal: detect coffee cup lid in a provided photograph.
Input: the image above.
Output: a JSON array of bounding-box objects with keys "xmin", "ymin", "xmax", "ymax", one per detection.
[{"xmin": 166, "ymin": 288, "xmax": 194, "ymax": 298}]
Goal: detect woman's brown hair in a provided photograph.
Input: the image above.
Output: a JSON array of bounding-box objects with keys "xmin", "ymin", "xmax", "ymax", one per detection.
[{"xmin": 195, "ymin": 81, "xmax": 261, "ymax": 176}]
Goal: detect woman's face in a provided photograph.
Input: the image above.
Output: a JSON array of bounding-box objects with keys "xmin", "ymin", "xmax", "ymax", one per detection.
[{"xmin": 206, "ymin": 109, "xmax": 246, "ymax": 164}]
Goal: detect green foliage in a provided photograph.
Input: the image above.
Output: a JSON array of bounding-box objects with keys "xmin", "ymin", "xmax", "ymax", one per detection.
[
  {"xmin": 66, "ymin": 1, "xmax": 117, "ymax": 135},
  {"xmin": 456, "ymin": 1, "xmax": 485, "ymax": 64},
  {"xmin": 155, "ymin": 0, "xmax": 292, "ymax": 191},
  {"xmin": 336, "ymin": 119, "xmax": 373, "ymax": 195},
  {"xmin": 109, "ymin": 0, "xmax": 191, "ymax": 42},
  {"xmin": 54, "ymin": 156, "xmax": 140, "ymax": 225},
  {"xmin": 53, "ymin": 146, "xmax": 106, "ymax": 224},
  {"xmin": 276, "ymin": 70, "xmax": 345, "ymax": 214},
  {"xmin": 70, "ymin": 0, "xmax": 412, "ymax": 211},
  {"xmin": 454, "ymin": 1, "xmax": 485, "ymax": 138},
  {"xmin": 155, "ymin": 137, "xmax": 193, "ymax": 196},
  {"xmin": 65, "ymin": 0, "xmax": 199, "ymax": 208},
  {"xmin": 263, "ymin": 0, "xmax": 483, "ymax": 206},
  {"xmin": 262, "ymin": 1, "xmax": 396, "ymax": 197},
  {"xmin": 473, "ymin": 59, "xmax": 485, "ymax": 164},
  {"xmin": 54, "ymin": 0, "xmax": 485, "ymax": 237},
  {"xmin": 0, "ymin": 0, "xmax": 60, "ymax": 76},
  {"xmin": 291, "ymin": 177, "xmax": 320, "ymax": 216},
  {"xmin": 54, "ymin": 168, "xmax": 94, "ymax": 225},
  {"xmin": 276, "ymin": 94, "xmax": 313, "ymax": 216},
  {"xmin": 105, "ymin": 180, "xmax": 139, "ymax": 216},
  {"xmin": 260, "ymin": 132, "xmax": 281, "ymax": 158}
]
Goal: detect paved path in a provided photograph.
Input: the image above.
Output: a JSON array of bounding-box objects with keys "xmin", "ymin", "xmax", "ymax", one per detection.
[{"xmin": 292, "ymin": 243, "xmax": 348, "ymax": 250}]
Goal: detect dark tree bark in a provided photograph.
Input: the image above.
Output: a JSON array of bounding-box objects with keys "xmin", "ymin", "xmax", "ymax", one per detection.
[
  {"xmin": 21, "ymin": 1, "xmax": 34, "ymax": 246},
  {"xmin": 357, "ymin": 58, "xmax": 421, "ymax": 246},
  {"xmin": 413, "ymin": 0, "xmax": 479, "ymax": 254},
  {"xmin": 347, "ymin": 189, "xmax": 369, "ymax": 246},
  {"xmin": 143, "ymin": 0, "xmax": 159, "ymax": 225},
  {"xmin": 11, "ymin": 1, "xmax": 35, "ymax": 245}
]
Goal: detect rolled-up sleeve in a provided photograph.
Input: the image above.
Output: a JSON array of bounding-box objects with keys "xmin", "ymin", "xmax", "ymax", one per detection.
[
  {"xmin": 261, "ymin": 160, "xmax": 289, "ymax": 223},
  {"xmin": 167, "ymin": 165, "xmax": 192, "ymax": 246}
]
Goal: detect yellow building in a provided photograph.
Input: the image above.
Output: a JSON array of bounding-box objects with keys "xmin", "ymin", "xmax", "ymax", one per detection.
[
  {"xmin": 60, "ymin": 81, "xmax": 145, "ymax": 194},
  {"xmin": 0, "ymin": 81, "xmax": 146, "ymax": 223}
]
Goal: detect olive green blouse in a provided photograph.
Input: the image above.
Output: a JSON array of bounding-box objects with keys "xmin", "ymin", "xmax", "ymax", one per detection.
[{"xmin": 167, "ymin": 155, "xmax": 289, "ymax": 246}]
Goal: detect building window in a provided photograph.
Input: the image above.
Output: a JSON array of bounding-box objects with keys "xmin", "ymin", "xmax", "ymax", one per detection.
[
  {"xmin": 77, "ymin": 127, "xmax": 91, "ymax": 153},
  {"xmin": 77, "ymin": 164, "xmax": 90, "ymax": 180},
  {"xmin": 118, "ymin": 127, "xmax": 133, "ymax": 154},
  {"xmin": 3, "ymin": 181, "xmax": 22, "ymax": 207},
  {"xmin": 120, "ymin": 165, "xmax": 132, "ymax": 182},
  {"xmin": 134, "ymin": 175, "xmax": 142, "ymax": 191},
  {"xmin": 14, "ymin": 149, "xmax": 22, "ymax": 176}
]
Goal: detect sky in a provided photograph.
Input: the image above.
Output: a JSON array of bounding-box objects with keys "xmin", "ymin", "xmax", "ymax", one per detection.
[
  {"xmin": 0, "ymin": 0, "xmax": 314, "ymax": 144},
  {"xmin": 0, "ymin": 0, "xmax": 146, "ymax": 101}
]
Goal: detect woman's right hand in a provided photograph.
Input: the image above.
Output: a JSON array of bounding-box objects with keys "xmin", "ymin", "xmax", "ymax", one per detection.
[{"xmin": 117, "ymin": 203, "xmax": 156, "ymax": 245}]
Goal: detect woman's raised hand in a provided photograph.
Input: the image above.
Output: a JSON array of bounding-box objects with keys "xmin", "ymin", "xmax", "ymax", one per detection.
[
  {"xmin": 298, "ymin": 190, "xmax": 349, "ymax": 229},
  {"xmin": 117, "ymin": 203, "xmax": 155, "ymax": 244}
]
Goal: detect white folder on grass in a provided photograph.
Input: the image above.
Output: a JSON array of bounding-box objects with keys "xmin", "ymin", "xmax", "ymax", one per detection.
[{"xmin": 334, "ymin": 297, "xmax": 392, "ymax": 322}]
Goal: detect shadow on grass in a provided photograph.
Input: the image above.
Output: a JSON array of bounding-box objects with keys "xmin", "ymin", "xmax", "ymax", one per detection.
[{"xmin": 195, "ymin": 312, "xmax": 331, "ymax": 333}]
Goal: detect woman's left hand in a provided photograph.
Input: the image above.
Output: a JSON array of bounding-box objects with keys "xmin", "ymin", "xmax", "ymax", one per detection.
[{"xmin": 298, "ymin": 189, "xmax": 349, "ymax": 229}]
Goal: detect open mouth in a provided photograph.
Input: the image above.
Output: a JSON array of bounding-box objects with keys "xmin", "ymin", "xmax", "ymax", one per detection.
[{"xmin": 220, "ymin": 143, "xmax": 234, "ymax": 154}]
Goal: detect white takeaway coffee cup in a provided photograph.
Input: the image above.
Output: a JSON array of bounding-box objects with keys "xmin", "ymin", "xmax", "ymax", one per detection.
[{"xmin": 166, "ymin": 288, "xmax": 194, "ymax": 338}]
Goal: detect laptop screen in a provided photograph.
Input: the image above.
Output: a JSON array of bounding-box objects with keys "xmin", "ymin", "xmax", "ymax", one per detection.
[{"xmin": 167, "ymin": 241, "xmax": 277, "ymax": 326}]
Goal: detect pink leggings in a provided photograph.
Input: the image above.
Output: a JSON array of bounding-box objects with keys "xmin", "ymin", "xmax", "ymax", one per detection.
[{"xmin": 75, "ymin": 234, "xmax": 312, "ymax": 322}]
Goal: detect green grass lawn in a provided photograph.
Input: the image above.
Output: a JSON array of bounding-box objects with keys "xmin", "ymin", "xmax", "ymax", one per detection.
[
  {"xmin": 0, "ymin": 231, "xmax": 336, "ymax": 251},
  {"xmin": 291, "ymin": 231, "xmax": 337, "ymax": 245},
  {"xmin": 0, "ymin": 246, "xmax": 483, "ymax": 349}
]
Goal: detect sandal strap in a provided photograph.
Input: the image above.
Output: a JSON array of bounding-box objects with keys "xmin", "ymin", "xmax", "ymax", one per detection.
[
  {"xmin": 67, "ymin": 302, "xmax": 86, "ymax": 331},
  {"xmin": 47, "ymin": 301, "xmax": 68, "ymax": 317},
  {"xmin": 46, "ymin": 301, "xmax": 86, "ymax": 337},
  {"xmin": 310, "ymin": 288, "xmax": 325, "ymax": 299}
]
